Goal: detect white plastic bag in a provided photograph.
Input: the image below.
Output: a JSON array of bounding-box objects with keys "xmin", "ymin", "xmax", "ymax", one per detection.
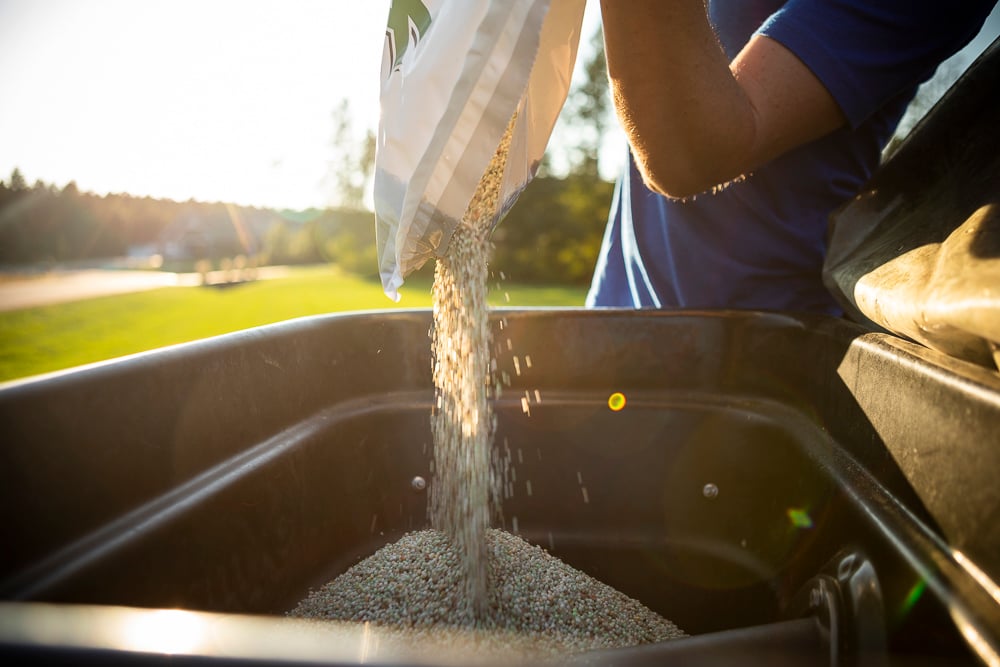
[{"xmin": 375, "ymin": 0, "xmax": 586, "ymax": 301}]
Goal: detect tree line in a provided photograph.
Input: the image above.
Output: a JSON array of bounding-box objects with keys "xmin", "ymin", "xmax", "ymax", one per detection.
[
  {"xmin": 0, "ymin": 166, "xmax": 612, "ymax": 286},
  {"xmin": 0, "ymin": 170, "xmax": 372, "ymax": 274}
]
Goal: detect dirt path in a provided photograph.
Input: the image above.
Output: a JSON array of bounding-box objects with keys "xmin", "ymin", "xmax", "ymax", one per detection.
[{"xmin": 0, "ymin": 267, "xmax": 289, "ymax": 312}]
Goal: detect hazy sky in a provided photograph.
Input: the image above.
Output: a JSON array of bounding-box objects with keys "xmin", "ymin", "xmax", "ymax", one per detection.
[
  {"xmin": 0, "ymin": 0, "xmax": 390, "ymax": 209},
  {"xmin": 0, "ymin": 1, "xmax": 995, "ymax": 211}
]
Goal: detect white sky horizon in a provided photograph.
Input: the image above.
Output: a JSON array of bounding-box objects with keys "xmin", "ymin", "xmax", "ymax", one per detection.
[
  {"xmin": 0, "ymin": 0, "xmax": 391, "ymax": 210},
  {"xmin": 0, "ymin": 1, "xmax": 996, "ymax": 211}
]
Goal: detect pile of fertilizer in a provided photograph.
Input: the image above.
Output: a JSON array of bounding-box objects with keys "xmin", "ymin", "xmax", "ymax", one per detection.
[{"xmin": 290, "ymin": 529, "xmax": 684, "ymax": 658}]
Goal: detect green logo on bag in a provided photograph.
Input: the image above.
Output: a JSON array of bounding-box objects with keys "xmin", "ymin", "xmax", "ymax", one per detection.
[{"xmin": 386, "ymin": 0, "xmax": 432, "ymax": 72}]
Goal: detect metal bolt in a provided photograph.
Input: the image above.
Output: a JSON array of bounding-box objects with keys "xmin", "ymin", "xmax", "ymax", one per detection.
[
  {"xmin": 702, "ymin": 483, "xmax": 719, "ymax": 499},
  {"xmin": 411, "ymin": 476, "xmax": 427, "ymax": 492}
]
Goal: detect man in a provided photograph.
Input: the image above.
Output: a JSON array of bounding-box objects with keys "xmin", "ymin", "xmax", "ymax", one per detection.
[{"xmin": 587, "ymin": 0, "xmax": 995, "ymax": 313}]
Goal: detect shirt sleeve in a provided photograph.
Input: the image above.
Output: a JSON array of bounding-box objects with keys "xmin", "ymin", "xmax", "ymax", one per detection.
[{"xmin": 758, "ymin": 0, "xmax": 995, "ymax": 128}]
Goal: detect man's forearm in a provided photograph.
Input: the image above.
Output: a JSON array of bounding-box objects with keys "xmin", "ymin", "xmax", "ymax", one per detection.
[
  {"xmin": 600, "ymin": 0, "xmax": 845, "ymax": 199},
  {"xmin": 600, "ymin": 0, "xmax": 757, "ymax": 198}
]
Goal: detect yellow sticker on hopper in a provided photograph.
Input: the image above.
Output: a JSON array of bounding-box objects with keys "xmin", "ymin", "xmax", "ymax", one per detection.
[{"xmin": 608, "ymin": 392, "xmax": 626, "ymax": 411}]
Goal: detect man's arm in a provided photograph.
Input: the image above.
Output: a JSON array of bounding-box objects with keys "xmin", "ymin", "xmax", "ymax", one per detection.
[{"xmin": 601, "ymin": 0, "xmax": 846, "ymax": 198}]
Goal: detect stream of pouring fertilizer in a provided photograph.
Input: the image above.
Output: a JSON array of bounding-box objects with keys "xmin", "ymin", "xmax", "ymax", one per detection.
[{"xmin": 428, "ymin": 119, "xmax": 514, "ymax": 621}]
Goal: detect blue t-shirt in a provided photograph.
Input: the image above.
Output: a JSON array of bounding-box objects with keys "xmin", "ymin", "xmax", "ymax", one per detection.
[{"xmin": 586, "ymin": 0, "xmax": 994, "ymax": 312}]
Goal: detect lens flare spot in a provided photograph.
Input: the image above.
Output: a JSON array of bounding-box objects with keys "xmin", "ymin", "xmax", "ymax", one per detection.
[
  {"xmin": 787, "ymin": 507, "xmax": 813, "ymax": 529},
  {"xmin": 899, "ymin": 578, "xmax": 926, "ymax": 618},
  {"xmin": 608, "ymin": 392, "xmax": 626, "ymax": 411}
]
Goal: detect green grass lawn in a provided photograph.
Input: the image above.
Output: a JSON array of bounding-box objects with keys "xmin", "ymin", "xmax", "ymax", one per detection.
[{"xmin": 0, "ymin": 266, "xmax": 587, "ymax": 382}]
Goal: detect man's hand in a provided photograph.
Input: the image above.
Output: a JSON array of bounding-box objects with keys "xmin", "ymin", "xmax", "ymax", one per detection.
[{"xmin": 601, "ymin": 0, "xmax": 846, "ymax": 199}]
